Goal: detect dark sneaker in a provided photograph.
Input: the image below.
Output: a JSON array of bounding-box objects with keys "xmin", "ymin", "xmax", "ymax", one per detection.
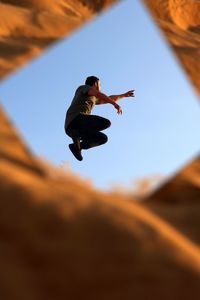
[{"xmin": 69, "ymin": 143, "xmax": 83, "ymax": 161}]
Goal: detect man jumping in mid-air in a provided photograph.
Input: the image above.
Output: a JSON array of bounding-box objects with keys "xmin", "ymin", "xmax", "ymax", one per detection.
[{"xmin": 64, "ymin": 76, "xmax": 135, "ymax": 161}]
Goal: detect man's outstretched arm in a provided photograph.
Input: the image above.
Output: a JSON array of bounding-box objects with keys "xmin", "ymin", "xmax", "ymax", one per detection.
[
  {"xmin": 96, "ymin": 90, "xmax": 135, "ymax": 104},
  {"xmin": 109, "ymin": 90, "xmax": 135, "ymax": 102}
]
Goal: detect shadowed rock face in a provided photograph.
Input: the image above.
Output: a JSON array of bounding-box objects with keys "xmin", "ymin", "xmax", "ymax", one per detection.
[
  {"xmin": 145, "ymin": 155, "xmax": 200, "ymax": 245},
  {"xmin": 0, "ymin": 107, "xmax": 45, "ymax": 175},
  {"xmin": 1, "ymin": 107, "xmax": 200, "ymax": 299},
  {"xmin": 0, "ymin": 0, "xmax": 119, "ymax": 80},
  {"xmin": 143, "ymin": 0, "xmax": 200, "ymax": 96},
  {"xmin": 146, "ymin": 155, "xmax": 200, "ymax": 205},
  {"xmin": 78, "ymin": 0, "xmax": 118, "ymax": 12},
  {"xmin": 142, "ymin": 0, "xmax": 170, "ymax": 21}
]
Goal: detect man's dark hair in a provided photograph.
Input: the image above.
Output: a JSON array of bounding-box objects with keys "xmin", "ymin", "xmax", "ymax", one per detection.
[{"xmin": 85, "ymin": 76, "xmax": 99, "ymax": 86}]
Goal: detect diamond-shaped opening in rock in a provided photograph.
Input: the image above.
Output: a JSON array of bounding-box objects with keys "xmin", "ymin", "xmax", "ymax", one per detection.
[{"xmin": 1, "ymin": 0, "xmax": 200, "ymax": 191}]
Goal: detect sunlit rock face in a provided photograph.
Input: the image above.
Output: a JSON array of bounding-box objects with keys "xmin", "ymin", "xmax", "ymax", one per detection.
[
  {"xmin": 143, "ymin": 0, "xmax": 200, "ymax": 96},
  {"xmin": 0, "ymin": 0, "xmax": 119, "ymax": 80},
  {"xmin": 1, "ymin": 106, "xmax": 200, "ymax": 299},
  {"xmin": 169, "ymin": 0, "xmax": 200, "ymax": 31},
  {"xmin": 1, "ymin": 0, "xmax": 117, "ymax": 13},
  {"xmin": 1, "ymin": 0, "xmax": 67, "ymax": 11}
]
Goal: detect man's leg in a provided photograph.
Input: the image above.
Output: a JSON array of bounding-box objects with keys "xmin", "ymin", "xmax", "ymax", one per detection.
[
  {"xmin": 78, "ymin": 114, "xmax": 111, "ymax": 132},
  {"xmin": 81, "ymin": 131, "xmax": 108, "ymax": 150},
  {"xmin": 77, "ymin": 114, "xmax": 110, "ymax": 150},
  {"xmin": 66, "ymin": 114, "xmax": 111, "ymax": 135},
  {"xmin": 65, "ymin": 118, "xmax": 83, "ymax": 161},
  {"xmin": 66, "ymin": 114, "xmax": 111, "ymax": 160}
]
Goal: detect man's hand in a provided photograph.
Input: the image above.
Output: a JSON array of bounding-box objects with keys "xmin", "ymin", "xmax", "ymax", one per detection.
[
  {"xmin": 114, "ymin": 103, "xmax": 122, "ymax": 115},
  {"xmin": 124, "ymin": 90, "xmax": 135, "ymax": 98}
]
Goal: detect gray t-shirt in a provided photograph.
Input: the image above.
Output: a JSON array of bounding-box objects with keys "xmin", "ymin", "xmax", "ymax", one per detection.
[{"xmin": 65, "ymin": 85, "xmax": 99, "ymax": 129}]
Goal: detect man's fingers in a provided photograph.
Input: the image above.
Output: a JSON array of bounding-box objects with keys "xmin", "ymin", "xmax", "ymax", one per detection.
[
  {"xmin": 115, "ymin": 104, "xmax": 122, "ymax": 114},
  {"xmin": 126, "ymin": 90, "xmax": 135, "ymax": 97}
]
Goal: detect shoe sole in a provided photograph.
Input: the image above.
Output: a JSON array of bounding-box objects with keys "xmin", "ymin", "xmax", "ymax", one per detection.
[{"xmin": 69, "ymin": 144, "xmax": 83, "ymax": 161}]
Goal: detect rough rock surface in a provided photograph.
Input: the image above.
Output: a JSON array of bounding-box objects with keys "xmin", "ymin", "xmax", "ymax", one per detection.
[
  {"xmin": 143, "ymin": 0, "xmax": 200, "ymax": 96},
  {"xmin": 1, "ymin": 107, "xmax": 200, "ymax": 299},
  {"xmin": 0, "ymin": 0, "xmax": 119, "ymax": 80},
  {"xmin": 145, "ymin": 155, "xmax": 200, "ymax": 245}
]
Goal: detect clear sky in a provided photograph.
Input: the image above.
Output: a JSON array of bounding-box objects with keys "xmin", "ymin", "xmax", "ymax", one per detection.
[{"xmin": 1, "ymin": 0, "xmax": 200, "ymax": 190}]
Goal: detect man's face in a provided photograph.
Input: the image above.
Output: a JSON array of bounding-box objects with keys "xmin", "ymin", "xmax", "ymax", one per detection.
[{"xmin": 95, "ymin": 80, "xmax": 101, "ymax": 92}]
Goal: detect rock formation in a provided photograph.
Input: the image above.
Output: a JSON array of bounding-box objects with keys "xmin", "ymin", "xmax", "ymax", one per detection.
[
  {"xmin": 0, "ymin": 0, "xmax": 119, "ymax": 80},
  {"xmin": 143, "ymin": 0, "xmax": 200, "ymax": 96},
  {"xmin": 1, "ymin": 106, "xmax": 200, "ymax": 299},
  {"xmin": 1, "ymin": 1, "xmax": 200, "ymax": 297},
  {"xmin": 145, "ymin": 154, "xmax": 200, "ymax": 245},
  {"xmin": 169, "ymin": 0, "xmax": 200, "ymax": 31}
]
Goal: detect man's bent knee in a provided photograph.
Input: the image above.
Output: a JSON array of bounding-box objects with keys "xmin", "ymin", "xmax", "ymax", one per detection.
[
  {"xmin": 104, "ymin": 118, "xmax": 111, "ymax": 129},
  {"xmin": 100, "ymin": 133, "xmax": 108, "ymax": 145}
]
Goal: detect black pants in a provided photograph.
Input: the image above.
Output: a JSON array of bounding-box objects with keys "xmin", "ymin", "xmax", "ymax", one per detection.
[{"xmin": 65, "ymin": 114, "xmax": 111, "ymax": 149}]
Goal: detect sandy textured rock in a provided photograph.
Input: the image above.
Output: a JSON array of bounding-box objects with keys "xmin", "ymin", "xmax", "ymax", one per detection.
[
  {"xmin": 142, "ymin": 0, "xmax": 170, "ymax": 21},
  {"xmin": 0, "ymin": 0, "xmax": 119, "ymax": 80},
  {"xmin": 1, "ymin": 1, "xmax": 200, "ymax": 296},
  {"xmin": 1, "ymin": 0, "xmax": 200, "ymax": 97},
  {"xmin": 169, "ymin": 0, "xmax": 200, "ymax": 30},
  {"xmin": 145, "ymin": 155, "xmax": 200, "ymax": 245},
  {"xmin": 143, "ymin": 0, "xmax": 200, "ymax": 96},
  {"xmin": 145, "ymin": 155, "xmax": 200, "ymax": 205},
  {"xmin": 1, "ymin": 107, "xmax": 200, "ymax": 299},
  {"xmin": 1, "ymin": 0, "xmax": 116, "ymax": 12}
]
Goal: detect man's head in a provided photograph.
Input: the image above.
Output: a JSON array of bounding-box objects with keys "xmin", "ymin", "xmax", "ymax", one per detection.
[{"xmin": 85, "ymin": 76, "xmax": 100, "ymax": 91}]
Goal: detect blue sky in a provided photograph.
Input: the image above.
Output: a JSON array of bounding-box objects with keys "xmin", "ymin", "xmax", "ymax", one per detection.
[{"xmin": 1, "ymin": 0, "xmax": 200, "ymax": 190}]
